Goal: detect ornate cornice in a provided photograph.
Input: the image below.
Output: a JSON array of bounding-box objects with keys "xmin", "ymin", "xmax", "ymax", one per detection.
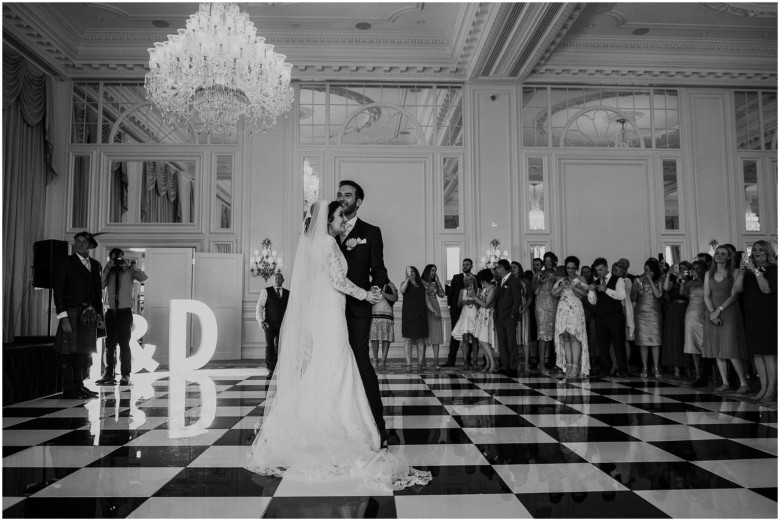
[
  {"xmin": 527, "ymin": 67, "xmax": 777, "ymax": 87},
  {"xmin": 558, "ymin": 36, "xmax": 776, "ymax": 53},
  {"xmin": 703, "ymin": 2, "xmax": 778, "ymax": 18},
  {"xmin": 81, "ymin": 32, "xmax": 447, "ymax": 47}
]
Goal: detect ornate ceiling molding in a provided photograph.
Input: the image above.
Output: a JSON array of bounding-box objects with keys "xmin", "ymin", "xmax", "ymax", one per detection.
[
  {"xmin": 558, "ymin": 36, "xmax": 777, "ymax": 53},
  {"xmin": 80, "ymin": 32, "xmax": 447, "ymax": 48},
  {"xmin": 703, "ymin": 2, "xmax": 778, "ymax": 18},
  {"xmin": 528, "ymin": 67, "xmax": 777, "ymax": 87}
]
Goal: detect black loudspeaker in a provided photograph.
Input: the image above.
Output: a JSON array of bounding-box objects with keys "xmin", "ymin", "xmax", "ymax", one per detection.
[{"xmin": 33, "ymin": 240, "xmax": 68, "ymax": 289}]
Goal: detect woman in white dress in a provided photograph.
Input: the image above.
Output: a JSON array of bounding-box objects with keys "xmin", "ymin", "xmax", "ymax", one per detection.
[
  {"xmin": 247, "ymin": 200, "xmax": 431, "ymax": 492},
  {"xmin": 450, "ymin": 273, "xmax": 479, "ymax": 369}
]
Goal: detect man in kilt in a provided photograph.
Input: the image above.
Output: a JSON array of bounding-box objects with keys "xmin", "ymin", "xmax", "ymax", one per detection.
[{"xmin": 53, "ymin": 231, "xmax": 103, "ymax": 399}]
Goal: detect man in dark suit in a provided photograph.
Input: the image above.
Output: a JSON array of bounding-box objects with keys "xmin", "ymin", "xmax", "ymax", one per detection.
[
  {"xmin": 588, "ymin": 257, "xmax": 629, "ymax": 379},
  {"xmin": 337, "ymin": 180, "xmax": 389, "ymax": 446},
  {"xmin": 443, "ymin": 258, "xmax": 473, "ymax": 367},
  {"xmin": 494, "ymin": 259, "xmax": 523, "ymax": 376},
  {"xmin": 53, "ymin": 231, "xmax": 103, "ymax": 399},
  {"xmin": 255, "ymin": 272, "xmax": 289, "ymax": 377}
]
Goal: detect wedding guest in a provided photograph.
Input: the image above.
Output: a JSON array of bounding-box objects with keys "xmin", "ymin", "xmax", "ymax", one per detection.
[
  {"xmin": 511, "ymin": 261, "xmax": 530, "ymax": 371},
  {"xmin": 98, "ymin": 248, "xmax": 148, "ymax": 386},
  {"xmin": 733, "ymin": 240, "xmax": 777, "ymax": 403},
  {"xmin": 524, "ymin": 269, "xmax": 539, "ymax": 372},
  {"xmin": 421, "ymin": 264, "xmax": 446, "ymax": 370},
  {"xmin": 633, "ymin": 258, "xmax": 664, "ymax": 379},
  {"xmin": 616, "ymin": 259, "xmax": 635, "ymax": 372},
  {"xmin": 535, "ymin": 252, "xmax": 560, "ymax": 374},
  {"xmin": 255, "ymin": 272, "xmax": 289, "ymax": 378},
  {"xmin": 683, "ymin": 261, "xmax": 707, "ymax": 382},
  {"xmin": 703, "ymin": 246, "xmax": 749, "ymax": 393},
  {"xmin": 443, "ymin": 258, "xmax": 473, "ymax": 367},
  {"xmin": 494, "ymin": 259, "xmax": 523, "ymax": 375},
  {"xmin": 662, "ymin": 261, "xmax": 692, "ymax": 379},
  {"xmin": 370, "ymin": 279, "xmax": 398, "ymax": 372},
  {"xmin": 588, "ymin": 257, "xmax": 628, "ymax": 378},
  {"xmin": 400, "ymin": 266, "xmax": 428, "ymax": 372},
  {"xmin": 472, "ymin": 268, "xmax": 498, "ymax": 373},
  {"xmin": 451, "ymin": 273, "xmax": 479, "ymax": 370},
  {"xmin": 580, "ymin": 264, "xmax": 598, "ymax": 372},
  {"xmin": 551, "ymin": 256, "xmax": 590, "ymax": 379},
  {"xmin": 53, "ymin": 231, "xmax": 103, "ymax": 399}
]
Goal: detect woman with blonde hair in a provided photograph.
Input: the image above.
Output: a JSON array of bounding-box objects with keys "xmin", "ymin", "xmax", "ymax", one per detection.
[
  {"xmin": 703, "ymin": 245, "xmax": 749, "ymax": 393},
  {"xmin": 734, "ymin": 240, "xmax": 777, "ymax": 403}
]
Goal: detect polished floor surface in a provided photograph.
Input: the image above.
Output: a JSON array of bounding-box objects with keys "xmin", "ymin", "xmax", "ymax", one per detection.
[{"xmin": 2, "ymin": 368, "xmax": 778, "ymax": 518}]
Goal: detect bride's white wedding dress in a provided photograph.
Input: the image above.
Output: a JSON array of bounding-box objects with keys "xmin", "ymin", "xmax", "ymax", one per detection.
[{"xmin": 246, "ymin": 200, "xmax": 431, "ymax": 492}]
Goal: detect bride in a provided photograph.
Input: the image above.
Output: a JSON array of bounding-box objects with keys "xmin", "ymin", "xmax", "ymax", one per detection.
[{"xmin": 246, "ymin": 200, "xmax": 431, "ymax": 491}]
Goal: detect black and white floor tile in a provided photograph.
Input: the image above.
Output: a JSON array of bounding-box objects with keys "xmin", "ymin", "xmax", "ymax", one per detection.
[{"xmin": 2, "ymin": 368, "xmax": 777, "ymax": 518}]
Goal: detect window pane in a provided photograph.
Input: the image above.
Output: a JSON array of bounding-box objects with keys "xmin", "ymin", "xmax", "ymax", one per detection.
[
  {"xmin": 528, "ymin": 157, "xmax": 545, "ymax": 231},
  {"xmin": 109, "ymin": 160, "xmax": 196, "ymax": 224},
  {"xmin": 445, "ymin": 246, "xmax": 461, "ymax": 282},
  {"xmin": 302, "ymin": 156, "xmax": 320, "ymax": 220},
  {"xmin": 71, "ymin": 155, "xmax": 90, "ymax": 228},
  {"xmin": 662, "ymin": 159, "xmax": 680, "ymax": 230},
  {"xmin": 443, "ymin": 157, "xmax": 460, "ymax": 230},
  {"xmin": 743, "ymin": 160, "xmax": 761, "ymax": 231},
  {"xmin": 214, "ymin": 155, "xmax": 233, "ymax": 229}
]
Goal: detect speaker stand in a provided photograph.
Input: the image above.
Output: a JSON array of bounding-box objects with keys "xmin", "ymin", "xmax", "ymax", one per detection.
[{"xmin": 47, "ymin": 288, "xmax": 53, "ymax": 337}]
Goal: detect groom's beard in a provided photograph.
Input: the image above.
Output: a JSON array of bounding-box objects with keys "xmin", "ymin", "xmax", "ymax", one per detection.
[{"xmin": 341, "ymin": 201, "xmax": 358, "ymax": 217}]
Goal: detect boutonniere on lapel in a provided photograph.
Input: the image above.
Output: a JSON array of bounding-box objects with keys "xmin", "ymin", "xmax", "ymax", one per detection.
[{"xmin": 345, "ymin": 237, "xmax": 366, "ymax": 251}]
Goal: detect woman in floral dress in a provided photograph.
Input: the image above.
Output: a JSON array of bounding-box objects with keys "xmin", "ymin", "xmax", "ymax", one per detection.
[
  {"xmin": 551, "ymin": 256, "xmax": 590, "ymax": 379},
  {"xmin": 472, "ymin": 269, "xmax": 498, "ymax": 373},
  {"xmin": 534, "ymin": 252, "xmax": 560, "ymax": 374}
]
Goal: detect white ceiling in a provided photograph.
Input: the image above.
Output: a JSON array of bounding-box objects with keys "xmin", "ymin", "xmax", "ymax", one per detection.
[{"xmin": 3, "ymin": 2, "xmax": 777, "ymax": 87}]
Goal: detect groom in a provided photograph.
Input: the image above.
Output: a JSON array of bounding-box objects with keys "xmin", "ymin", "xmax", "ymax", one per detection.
[{"xmin": 337, "ymin": 180, "xmax": 389, "ymax": 447}]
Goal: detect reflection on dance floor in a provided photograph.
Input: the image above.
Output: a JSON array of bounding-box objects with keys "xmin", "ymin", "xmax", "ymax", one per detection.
[{"xmin": 2, "ymin": 368, "xmax": 777, "ymax": 518}]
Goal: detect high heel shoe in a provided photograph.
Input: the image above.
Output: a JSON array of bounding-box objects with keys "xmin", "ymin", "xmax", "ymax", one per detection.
[
  {"xmin": 640, "ymin": 367, "xmax": 649, "ymax": 379},
  {"xmin": 653, "ymin": 367, "xmax": 663, "ymax": 379},
  {"xmin": 734, "ymin": 385, "xmax": 751, "ymax": 395},
  {"xmin": 713, "ymin": 383, "xmax": 730, "ymax": 392}
]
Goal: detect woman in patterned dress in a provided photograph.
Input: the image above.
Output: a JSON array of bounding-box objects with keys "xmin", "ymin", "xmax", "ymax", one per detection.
[
  {"xmin": 370, "ymin": 279, "xmax": 398, "ymax": 372},
  {"xmin": 511, "ymin": 261, "xmax": 533, "ymax": 372},
  {"xmin": 472, "ymin": 269, "xmax": 499, "ymax": 373},
  {"xmin": 534, "ymin": 252, "xmax": 560, "ymax": 374},
  {"xmin": 632, "ymin": 258, "xmax": 664, "ymax": 379},
  {"xmin": 682, "ymin": 260, "xmax": 707, "ymax": 381},
  {"xmin": 551, "ymin": 256, "xmax": 590, "ymax": 379},
  {"xmin": 421, "ymin": 264, "xmax": 446, "ymax": 370}
]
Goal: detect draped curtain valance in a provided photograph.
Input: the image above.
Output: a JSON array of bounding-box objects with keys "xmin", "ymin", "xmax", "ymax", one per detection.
[{"xmin": 2, "ymin": 51, "xmax": 56, "ymax": 181}]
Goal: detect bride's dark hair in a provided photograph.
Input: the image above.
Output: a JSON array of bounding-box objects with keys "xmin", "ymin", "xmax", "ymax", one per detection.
[{"xmin": 304, "ymin": 201, "xmax": 343, "ymax": 233}]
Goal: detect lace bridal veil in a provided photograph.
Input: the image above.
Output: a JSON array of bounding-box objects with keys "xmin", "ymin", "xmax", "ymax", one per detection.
[{"xmin": 246, "ymin": 199, "xmax": 431, "ymax": 492}]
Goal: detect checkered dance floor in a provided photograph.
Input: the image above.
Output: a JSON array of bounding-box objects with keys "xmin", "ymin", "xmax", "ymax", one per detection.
[{"xmin": 3, "ymin": 368, "xmax": 777, "ymax": 518}]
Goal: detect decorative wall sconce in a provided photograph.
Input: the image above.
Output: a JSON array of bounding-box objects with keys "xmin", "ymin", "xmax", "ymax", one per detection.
[
  {"xmin": 250, "ymin": 238, "xmax": 283, "ymax": 281},
  {"xmin": 480, "ymin": 239, "xmax": 510, "ymax": 269}
]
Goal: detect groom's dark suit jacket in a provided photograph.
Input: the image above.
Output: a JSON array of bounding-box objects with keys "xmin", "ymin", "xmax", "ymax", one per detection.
[{"xmin": 339, "ymin": 218, "xmax": 388, "ymax": 318}]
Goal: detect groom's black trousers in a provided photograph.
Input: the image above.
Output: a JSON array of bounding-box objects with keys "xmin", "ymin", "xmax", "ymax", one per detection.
[{"xmin": 346, "ymin": 314, "xmax": 386, "ymax": 437}]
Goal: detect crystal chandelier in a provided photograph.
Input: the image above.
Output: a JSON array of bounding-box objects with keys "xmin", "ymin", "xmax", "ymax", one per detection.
[
  {"xmin": 529, "ymin": 182, "xmax": 545, "ymax": 230},
  {"xmin": 480, "ymin": 239, "xmax": 510, "ymax": 270},
  {"xmin": 145, "ymin": 3, "xmax": 294, "ymax": 135},
  {"xmin": 745, "ymin": 200, "xmax": 761, "ymax": 231},
  {"xmin": 250, "ymin": 239, "xmax": 283, "ymax": 281}
]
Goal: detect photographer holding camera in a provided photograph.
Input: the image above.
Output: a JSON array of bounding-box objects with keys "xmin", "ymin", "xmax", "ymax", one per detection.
[{"xmin": 96, "ymin": 248, "xmax": 148, "ymax": 386}]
